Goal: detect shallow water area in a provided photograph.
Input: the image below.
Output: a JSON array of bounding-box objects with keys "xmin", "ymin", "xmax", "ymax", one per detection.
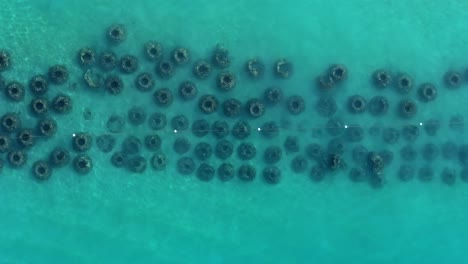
[{"xmin": 1, "ymin": 0, "xmax": 468, "ymax": 263}]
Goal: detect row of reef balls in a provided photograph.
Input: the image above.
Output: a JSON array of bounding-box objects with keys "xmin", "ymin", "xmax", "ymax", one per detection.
[{"xmin": 0, "ymin": 24, "xmax": 467, "ymax": 187}]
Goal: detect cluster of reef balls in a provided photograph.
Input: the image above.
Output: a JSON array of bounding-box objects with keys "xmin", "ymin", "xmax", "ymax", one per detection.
[{"xmin": 0, "ymin": 23, "xmax": 468, "ymax": 187}]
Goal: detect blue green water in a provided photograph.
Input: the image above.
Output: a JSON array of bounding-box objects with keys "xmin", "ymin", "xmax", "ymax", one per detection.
[{"xmin": 1, "ymin": 0, "xmax": 468, "ymax": 263}]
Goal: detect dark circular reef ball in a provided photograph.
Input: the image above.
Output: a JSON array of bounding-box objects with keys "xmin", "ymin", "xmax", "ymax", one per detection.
[
  {"xmin": 326, "ymin": 117, "xmax": 345, "ymax": 137},
  {"xmin": 441, "ymin": 167, "xmax": 456, "ymax": 186},
  {"xmin": 246, "ymin": 58, "xmax": 265, "ymax": 79},
  {"xmin": 222, "ymin": 98, "xmax": 242, "ymax": 118},
  {"xmin": 212, "ymin": 120, "xmax": 229, "ymax": 139},
  {"xmin": 459, "ymin": 144, "xmax": 468, "ymax": 166},
  {"xmin": 352, "ymin": 145, "xmax": 368, "ymax": 165},
  {"xmin": 284, "ymin": 136, "xmax": 300, "ymax": 153},
  {"xmin": 107, "ymin": 24, "xmax": 126, "ymax": 44},
  {"xmin": 422, "ymin": 143, "xmax": 439, "ymax": 161},
  {"xmin": 367, "ymin": 152, "xmax": 385, "ymax": 176},
  {"xmin": 212, "ymin": 44, "xmax": 230, "ymax": 68},
  {"xmin": 179, "ymin": 81, "xmax": 198, "ymax": 101},
  {"xmin": 77, "ymin": 47, "xmax": 95, "ymax": 67},
  {"xmin": 32, "ymin": 160, "xmax": 52, "ymax": 181},
  {"xmin": 291, "ymin": 155, "xmax": 308, "ymax": 173},
  {"xmin": 150, "ymin": 152, "xmax": 167, "ymax": 171},
  {"xmin": 274, "ymin": 58, "xmax": 293, "ymax": 78},
  {"xmin": 73, "ymin": 154, "xmax": 93, "ymax": 175},
  {"xmin": 349, "ymin": 167, "xmax": 367, "ymax": 182},
  {"xmin": 144, "ymin": 134, "xmax": 162, "ymax": 151},
  {"xmin": 177, "ymin": 157, "xmax": 196, "ymax": 175},
  {"xmin": 8, "ymin": 150, "xmax": 27, "ymax": 168},
  {"xmin": 49, "ymin": 147, "xmax": 70, "ymax": 168},
  {"xmin": 345, "ymin": 125, "xmax": 364, "ymax": 142},
  {"xmin": 172, "ymin": 47, "xmax": 191, "ymax": 65},
  {"xmin": 317, "ymin": 74, "xmax": 335, "ymax": 90},
  {"xmin": 135, "ymin": 72, "xmax": 154, "ymax": 92},
  {"xmin": 423, "ymin": 118, "xmax": 440, "ymax": 136},
  {"xmin": 120, "ymin": 55, "xmax": 138, "ymax": 74},
  {"xmin": 238, "ymin": 164, "xmax": 256, "ymax": 182},
  {"xmin": 398, "ymin": 99, "xmax": 418, "ymax": 119},
  {"xmin": 128, "ymin": 106, "xmax": 147, "ymax": 126},
  {"xmin": 106, "ymin": 114, "xmax": 125, "ymax": 133},
  {"xmin": 260, "ymin": 121, "xmax": 280, "ymax": 139},
  {"xmin": 263, "ymin": 166, "xmax": 281, "ymax": 184},
  {"xmin": 218, "ymin": 163, "xmax": 235, "ymax": 182},
  {"xmin": 402, "ymin": 124, "xmax": 419, "ymax": 142},
  {"xmin": 0, "ymin": 50, "xmax": 11, "ymax": 71},
  {"xmin": 316, "ymin": 95, "xmax": 337, "ymax": 117},
  {"xmin": 194, "ymin": 142, "xmax": 213, "ymax": 161},
  {"xmin": 380, "ymin": 150, "xmax": 394, "ymax": 166},
  {"xmin": 173, "ymin": 137, "xmax": 191, "ymax": 155},
  {"xmin": 52, "ymin": 94, "xmax": 73, "ymax": 114},
  {"xmin": 99, "ymin": 51, "xmax": 118, "ymax": 71},
  {"xmin": 232, "ymin": 120, "xmax": 251, "ymax": 139},
  {"xmin": 156, "ymin": 60, "xmax": 174, "ymax": 79},
  {"xmin": 5, "ymin": 81, "xmax": 25, "ymax": 102},
  {"xmin": 449, "ymin": 115, "xmax": 464, "ymax": 133},
  {"xmin": 368, "ymin": 96, "xmax": 389, "ymax": 116},
  {"xmin": 327, "ymin": 137, "xmax": 345, "ymax": 155},
  {"xmin": 144, "ymin": 41, "xmax": 163, "ymax": 61},
  {"xmin": 215, "ymin": 139, "xmax": 234, "ymax": 160},
  {"xmin": 30, "ymin": 98, "xmax": 49, "ymax": 116},
  {"xmin": 126, "ymin": 156, "xmax": 147, "ymax": 173},
  {"xmin": 441, "ymin": 141, "xmax": 458, "ymax": 160},
  {"xmin": 418, "ymin": 165, "xmax": 434, "ymax": 182},
  {"xmin": 418, "ymin": 83, "xmax": 437, "ymax": 102},
  {"xmin": 237, "ymin": 142, "xmax": 257, "ymax": 161},
  {"xmin": 171, "ymin": 115, "xmax": 189, "ymax": 132},
  {"xmin": 306, "ymin": 143, "xmax": 324, "ymax": 161},
  {"xmin": 1, "ymin": 112, "xmax": 22, "ymax": 133},
  {"xmin": 400, "ymin": 145, "xmax": 417, "ymax": 161},
  {"xmin": 328, "ymin": 64, "xmax": 347, "ymax": 82},
  {"xmin": 264, "ymin": 145, "xmax": 282, "ymax": 164},
  {"xmin": 196, "ymin": 163, "xmax": 215, "ymax": 181},
  {"xmin": 398, "ymin": 164, "xmax": 415, "ymax": 182},
  {"xmin": 310, "ymin": 164, "xmax": 327, "ymax": 182},
  {"xmin": 199, "ymin": 94, "xmax": 219, "ymax": 114},
  {"xmin": 72, "ymin": 132, "xmax": 93, "ymax": 152},
  {"xmin": 246, "ymin": 98, "xmax": 265, "ymax": 118},
  {"xmin": 148, "ymin": 112, "xmax": 166, "ymax": 131},
  {"xmin": 460, "ymin": 167, "xmax": 468, "ymax": 183},
  {"xmin": 122, "ymin": 135, "xmax": 142, "ymax": 155},
  {"xmin": 373, "ymin": 69, "xmax": 392, "ymax": 88},
  {"xmin": 16, "ymin": 129, "xmax": 35, "ymax": 148},
  {"xmin": 444, "ymin": 71, "xmax": 462, "ymax": 89},
  {"xmin": 153, "ymin": 88, "xmax": 173, "ymax": 107},
  {"xmin": 191, "ymin": 119, "xmax": 210, "ymax": 137},
  {"xmin": 287, "ymin": 95, "xmax": 305, "ymax": 115},
  {"xmin": 193, "ymin": 60, "xmax": 212, "ymax": 80},
  {"xmin": 0, "ymin": 135, "xmax": 11, "ymax": 153},
  {"xmin": 382, "ymin": 127, "xmax": 400, "ymax": 145},
  {"xmin": 395, "ymin": 73, "xmax": 413, "ymax": 94},
  {"xmin": 29, "ymin": 75, "xmax": 48, "ymax": 96},
  {"xmin": 111, "ymin": 151, "xmax": 127, "ymax": 168},
  {"xmin": 96, "ymin": 134, "xmax": 116, "ymax": 153},
  {"xmin": 48, "ymin": 65, "xmax": 69, "ymax": 85},
  {"xmin": 264, "ymin": 86, "xmax": 283, "ymax": 105},
  {"xmin": 348, "ymin": 95, "xmax": 367, "ymax": 114},
  {"xmin": 105, "ymin": 75, "xmax": 124, "ymax": 95},
  {"xmin": 217, "ymin": 71, "xmax": 236, "ymax": 91}
]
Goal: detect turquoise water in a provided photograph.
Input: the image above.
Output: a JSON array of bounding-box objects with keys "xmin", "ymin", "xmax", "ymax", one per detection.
[{"xmin": 1, "ymin": 0, "xmax": 468, "ymax": 263}]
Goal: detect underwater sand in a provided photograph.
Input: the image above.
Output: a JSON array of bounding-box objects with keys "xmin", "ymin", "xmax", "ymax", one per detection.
[{"xmin": 1, "ymin": 0, "xmax": 468, "ymax": 263}]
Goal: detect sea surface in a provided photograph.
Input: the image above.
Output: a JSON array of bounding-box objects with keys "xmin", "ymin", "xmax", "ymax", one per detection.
[{"xmin": 1, "ymin": 0, "xmax": 468, "ymax": 263}]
